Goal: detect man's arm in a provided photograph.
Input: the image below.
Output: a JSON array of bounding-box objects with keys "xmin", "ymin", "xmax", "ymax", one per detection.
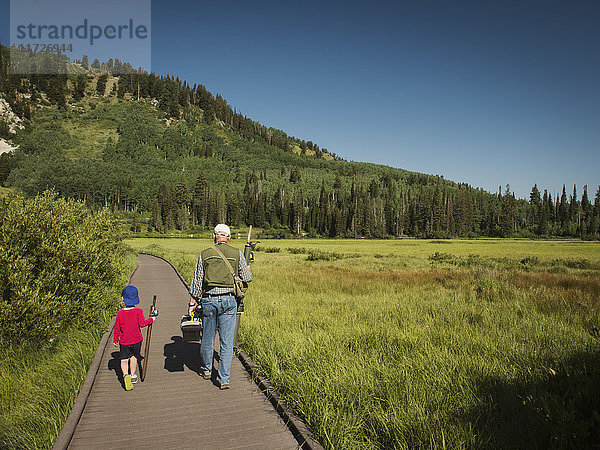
[
  {"xmin": 188, "ymin": 255, "xmax": 204, "ymax": 314},
  {"xmin": 238, "ymin": 251, "xmax": 252, "ymax": 282}
]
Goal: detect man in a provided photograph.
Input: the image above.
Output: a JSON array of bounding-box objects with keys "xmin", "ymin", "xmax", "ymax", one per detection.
[{"xmin": 188, "ymin": 224, "xmax": 252, "ymax": 390}]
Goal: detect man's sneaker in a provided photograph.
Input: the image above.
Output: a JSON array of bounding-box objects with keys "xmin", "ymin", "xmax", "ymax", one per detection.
[
  {"xmin": 219, "ymin": 382, "xmax": 230, "ymax": 390},
  {"xmin": 124, "ymin": 375, "xmax": 133, "ymax": 391},
  {"xmin": 131, "ymin": 374, "xmax": 138, "ymax": 384},
  {"xmin": 200, "ymin": 370, "xmax": 211, "ymax": 380}
]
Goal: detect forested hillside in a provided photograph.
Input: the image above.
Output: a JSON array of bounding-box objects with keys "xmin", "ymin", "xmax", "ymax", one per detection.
[{"xmin": 1, "ymin": 43, "xmax": 599, "ymax": 238}]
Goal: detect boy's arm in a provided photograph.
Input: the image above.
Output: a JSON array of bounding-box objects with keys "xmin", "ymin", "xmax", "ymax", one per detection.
[
  {"xmin": 138, "ymin": 308, "xmax": 154, "ymax": 328},
  {"xmin": 113, "ymin": 313, "xmax": 121, "ymax": 344}
]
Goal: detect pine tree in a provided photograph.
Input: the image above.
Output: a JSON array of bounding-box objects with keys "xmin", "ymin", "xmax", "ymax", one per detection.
[
  {"xmin": 593, "ymin": 186, "xmax": 600, "ymax": 235},
  {"xmin": 192, "ymin": 171, "xmax": 210, "ymax": 227},
  {"xmin": 96, "ymin": 74, "xmax": 108, "ymax": 96},
  {"xmin": 0, "ymin": 119, "xmax": 9, "ymax": 139},
  {"xmin": 569, "ymin": 184, "xmax": 578, "ymax": 220},
  {"xmin": 581, "ymin": 185, "xmax": 592, "ymax": 235},
  {"xmin": 292, "ymin": 188, "xmax": 304, "ymax": 235},
  {"xmin": 529, "ymin": 184, "xmax": 541, "ymax": 230},
  {"xmin": 175, "ymin": 174, "xmax": 189, "ymax": 229},
  {"xmin": 289, "ymin": 166, "xmax": 301, "ymax": 183},
  {"xmin": 558, "ymin": 185, "xmax": 569, "ymax": 231},
  {"xmin": 149, "ymin": 198, "xmax": 163, "ymax": 232},
  {"xmin": 159, "ymin": 182, "xmax": 178, "ymax": 230},
  {"xmin": 538, "ymin": 190, "xmax": 549, "ymax": 235},
  {"xmin": 500, "ymin": 184, "xmax": 516, "ymax": 236},
  {"xmin": 72, "ymin": 75, "xmax": 86, "ymax": 101}
]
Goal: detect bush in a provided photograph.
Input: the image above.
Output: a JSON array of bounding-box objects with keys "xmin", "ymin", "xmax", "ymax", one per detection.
[
  {"xmin": 262, "ymin": 247, "xmax": 281, "ymax": 253},
  {"xmin": 306, "ymin": 250, "xmax": 344, "ymax": 261},
  {"xmin": 287, "ymin": 246, "xmax": 311, "ymax": 254},
  {"xmin": 552, "ymin": 258, "xmax": 592, "ymax": 270},
  {"xmin": 429, "ymin": 252, "xmax": 456, "ymax": 264},
  {"xmin": 0, "ymin": 192, "xmax": 126, "ymax": 346}
]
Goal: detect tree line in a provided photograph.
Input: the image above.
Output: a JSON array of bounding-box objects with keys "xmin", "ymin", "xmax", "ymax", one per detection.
[{"xmin": 1, "ymin": 44, "xmax": 599, "ymax": 239}]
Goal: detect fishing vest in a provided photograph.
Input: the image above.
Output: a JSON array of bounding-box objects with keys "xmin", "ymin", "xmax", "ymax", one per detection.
[{"xmin": 201, "ymin": 243, "xmax": 241, "ymax": 288}]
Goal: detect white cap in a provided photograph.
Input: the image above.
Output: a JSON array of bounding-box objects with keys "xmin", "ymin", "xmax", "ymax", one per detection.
[{"xmin": 214, "ymin": 224, "xmax": 231, "ymax": 237}]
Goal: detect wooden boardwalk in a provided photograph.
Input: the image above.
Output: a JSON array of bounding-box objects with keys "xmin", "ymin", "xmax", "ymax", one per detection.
[{"xmin": 63, "ymin": 254, "xmax": 301, "ymax": 449}]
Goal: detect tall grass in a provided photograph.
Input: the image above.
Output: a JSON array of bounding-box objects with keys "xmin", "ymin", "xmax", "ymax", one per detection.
[
  {"xmin": 1, "ymin": 317, "xmax": 105, "ymax": 448},
  {"xmin": 128, "ymin": 237, "xmax": 600, "ymax": 448}
]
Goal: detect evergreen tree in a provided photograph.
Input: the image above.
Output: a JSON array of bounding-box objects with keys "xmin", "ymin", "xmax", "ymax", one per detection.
[
  {"xmin": 149, "ymin": 198, "xmax": 163, "ymax": 232},
  {"xmin": 581, "ymin": 185, "xmax": 592, "ymax": 235},
  {"xmin": 117, "ymin": 77, "xmax": 128, "ymax": 98},
  {"xmin": 593, "ymin": 186, "xmax": 600, "ymax": 235},
  {"xmin": 538, "ymin": 190, "xmax": 549, "ymax": 235},
  {"xmin": 558, "ymin": 185, "xmax": 569, "ymax": 232},
  {"xmin": 529, "ymin": 184, "xmax": 541, "ymax": 231},
  {"xmin": 0, "ymin": 119, "xmax": 9, "ymax": 139},
  {"xmin": 569, "ymin": 184, "xmax": 581, "ymax": 235},
  {"xmin": 289, "ymin": 166, "xmax": 301, "ymax": 183},
  {"xmin": 192, "ymin": 171, "xmax": 210, "ymax": 227},
  {"xmin": 175, "ymin": 173, "xmax": 189, "ymax": 229},
  {"xmin": 72, "ymin": 75, "xmax": 86, "ymax": 101},
  {"xmin": 500, "ymin": 184, "xmax": 516, "ymax": 236}
]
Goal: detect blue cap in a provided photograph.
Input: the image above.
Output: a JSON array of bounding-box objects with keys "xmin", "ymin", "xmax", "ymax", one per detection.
[{"xmin": 122, "ymin": 285, "xmax": 140, "ymax": 306}]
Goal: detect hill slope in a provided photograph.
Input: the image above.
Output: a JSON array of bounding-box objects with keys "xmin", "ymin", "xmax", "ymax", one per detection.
[{"xmin": 0, "ymin": 45, "xmax": 598, "ymax": 238}]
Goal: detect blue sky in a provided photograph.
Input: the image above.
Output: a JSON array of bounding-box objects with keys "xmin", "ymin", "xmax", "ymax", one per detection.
[{"xmin": 2, "ymin": 0, "xmax": 599, "ymax": 199}]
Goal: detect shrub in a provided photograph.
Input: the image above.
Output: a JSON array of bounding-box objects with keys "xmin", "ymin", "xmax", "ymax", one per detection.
[
  {"xmin": 551, "ymin": 258, "xmax": 592, "ymax": 270},
  {"xmin": 262, "ymin": 247, "xmax": 281, "ymax": 253},
  {"xmin": 0, "ymin": 192, "xmax": 126, "ymax": 346},
  {"xmin": 429, "ymin": 252, "xmax": 456, "ymax": 264},
  {"xmin": 521, "ymin": 256, "xmax": 540, "ymax": 266},
  {"xmin": 306, "ymin": 250, "xmax": 344, "ymax": 261},
  {"xmin": 287, "ymin": 246, "xmax": 311, "ymax": 254}
]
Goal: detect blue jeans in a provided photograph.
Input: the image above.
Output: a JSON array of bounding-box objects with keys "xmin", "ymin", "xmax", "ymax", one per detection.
[{"xmin": 200, "ymin": 294, "xmax": 237, "ymax": 385}]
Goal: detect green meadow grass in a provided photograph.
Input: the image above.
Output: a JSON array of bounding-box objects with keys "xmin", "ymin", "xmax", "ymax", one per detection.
[
  {"xmin": 61, "ymin": 117, "xmax": 120, "ymax": 159},
  {"xmin": 127, "ymin": 237, "xmax": 600, "ymax": 449},
  {"xmin": 0, "ymin": 187, "xmax": 13, "ymax": 197},
  {"xmin": 1, "ymin": 320, "xmax": 109, "ymax": 448}
]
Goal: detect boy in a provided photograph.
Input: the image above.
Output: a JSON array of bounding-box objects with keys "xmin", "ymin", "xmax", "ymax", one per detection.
[{"xmin": 113, "ymin": 285, "xmax": 156, "ymax": 390}]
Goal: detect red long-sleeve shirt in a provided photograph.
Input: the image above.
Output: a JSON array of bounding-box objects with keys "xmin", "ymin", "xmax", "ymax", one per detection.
[{"xmin": 113, "ymin": 307, "xmax": 153, "ymax": 345}]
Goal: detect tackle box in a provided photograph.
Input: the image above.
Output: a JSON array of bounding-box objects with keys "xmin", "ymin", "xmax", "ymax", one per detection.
[{"xmin": 181, "ymin": 315, "xmax": 202, "ymax": 342}]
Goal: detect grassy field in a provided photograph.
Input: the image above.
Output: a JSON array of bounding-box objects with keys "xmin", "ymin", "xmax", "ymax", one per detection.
[{"xmin": 127, "ymin": 237, "xmax": 600, "ymax": 449}]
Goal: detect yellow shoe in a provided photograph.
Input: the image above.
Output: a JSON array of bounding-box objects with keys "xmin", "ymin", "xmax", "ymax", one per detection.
[{"xmin": 124, "ymin": 375, "xmax": 133, "ymax": 391}]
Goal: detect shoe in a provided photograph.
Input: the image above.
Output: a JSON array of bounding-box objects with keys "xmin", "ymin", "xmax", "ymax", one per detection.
[
  {"xmin": 201, "ymin": 370, "xmax": 211, "ymax": 380},
  {"xmin": 219, "ymin": 382, "xmax": 230, "ymax": 390},
  {"xmin": 131, "ymin": 374, "xmax": 138, "ymax": 384},
  {"xmin": 124, "ymin": 375, "xmax": 133, "ymax": 391}
]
